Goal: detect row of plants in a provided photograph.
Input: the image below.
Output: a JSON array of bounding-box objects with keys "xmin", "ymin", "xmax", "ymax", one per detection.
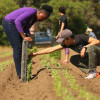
[
  {"xmin": 62, "ymin": 69, "xmax": 100, "ymax": 100},
  {"xmin": 0, "ymin": 51, "xmax": 13, "ymax": 59},
  {"xmin": 51, "ymin": 68, "xmax": 76, "ymax": 100},
  {"xmin": 40, "ymin": 50, "xmax": 99, "ymax": 100},
  {"xmin": 27, "ymin": 47, "xmax": 37, "ymax": 81},
  {"xmin": 0, "ymin": 46, "xmax": 37, "ymax": 81},
  {"xmin": 40, "ymin": 54, "xmax": 75, "ymax": 100}
]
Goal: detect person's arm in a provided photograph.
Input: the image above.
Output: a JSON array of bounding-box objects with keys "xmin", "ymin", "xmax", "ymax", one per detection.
[
  {"xmin": 32, "ymin": 45, "xmax": 63, "ymax": 56},
  {"xmin": 81, "ymin": 37, "xmax": 100, "ymax": 57},
  {"xmin": 20, "ymin": 32, "xmax": 32, "ymax": 42},
  {"xmin": 15, "ymin": 10, "xmax": 36, "ymax": 41},
  {"xmin": 15, "ymin": 9, "xmax": 37, "ymax": 34},
  {"xmin": 87, "ymin": 37, "xmax": 100, "ymax": 46},
  {"xmin": 56, "ymin": 22, "xmax": 65, "ymax": 39}
]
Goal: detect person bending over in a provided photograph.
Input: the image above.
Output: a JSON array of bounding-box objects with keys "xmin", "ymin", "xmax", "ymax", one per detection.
[{"xmin": 2, "ymin": 5, "xmax": 53, "ymax": 79}]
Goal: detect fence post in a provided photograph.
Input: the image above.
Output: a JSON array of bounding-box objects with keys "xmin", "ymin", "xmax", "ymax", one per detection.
[{"xmin": 21, "ymin": 39, "xmax": 28, "ymax": 82}]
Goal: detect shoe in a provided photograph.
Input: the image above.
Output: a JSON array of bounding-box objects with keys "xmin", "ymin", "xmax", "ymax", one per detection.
[
  {"xmin": 63, "ymin": 60, "xmax": 69, "ymax": 64},
  {"xmin": 84, "ymin": 70, "xmax": 97, "ymax": 79}
]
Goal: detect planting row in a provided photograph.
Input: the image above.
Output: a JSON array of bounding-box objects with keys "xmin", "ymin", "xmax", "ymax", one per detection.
[
  {"xmin": 0, "ymin": 51, "xmax": 13, "ymax": 59},
  {"xmin": 40, "ymin": 51, "xmax": 99, "ymax": 100}
]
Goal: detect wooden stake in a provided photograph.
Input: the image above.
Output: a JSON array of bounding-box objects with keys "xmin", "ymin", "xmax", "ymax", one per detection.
[{"xmin": 21, "ymin": 40, "xmax": 28, "ymax": 82}]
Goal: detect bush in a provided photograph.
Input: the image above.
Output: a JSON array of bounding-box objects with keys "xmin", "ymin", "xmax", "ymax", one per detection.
[{"xmin": 0, "ymin": 0, "xmax": 19, "ymax": 45}]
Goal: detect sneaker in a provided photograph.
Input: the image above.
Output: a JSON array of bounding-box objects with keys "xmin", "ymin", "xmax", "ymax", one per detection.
[{"xmin": 84, "ymin": 70, "xmax": 97, "ymax": 79}]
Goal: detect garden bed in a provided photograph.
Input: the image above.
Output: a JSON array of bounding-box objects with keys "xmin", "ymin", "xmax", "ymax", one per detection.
[{"xmin": 0, "ymin": 46, "xmax": 100, "ymax": 100}]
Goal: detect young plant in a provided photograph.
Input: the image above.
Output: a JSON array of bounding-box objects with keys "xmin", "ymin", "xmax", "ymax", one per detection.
[{"xmin": 27, "ymin": 46, "xmax": 37, "ymax": 81}]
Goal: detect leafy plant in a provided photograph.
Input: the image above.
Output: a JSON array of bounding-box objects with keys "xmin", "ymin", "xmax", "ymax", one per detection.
[
  {"xmin": 49, "ymin": 50, "xmax": 61, "ymax": 60},
  {"xmin": 27, "ymin": 46, "xmax": 37, "ymax": 81}
]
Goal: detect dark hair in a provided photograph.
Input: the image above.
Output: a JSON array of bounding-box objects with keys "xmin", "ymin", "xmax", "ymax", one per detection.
[
  {"xmin": 66, "ymin": 35, "xmax": 74, "ymax": 40},
  {"xmin": 59, "ymin": 7, "xmax": 66, "ymax": 14},
  {"xmin": 40, "ymin": 5, "xmax": 53, "ymax": 17}
]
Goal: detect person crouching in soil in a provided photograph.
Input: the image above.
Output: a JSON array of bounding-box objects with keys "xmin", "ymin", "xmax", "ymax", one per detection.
[{"xmin": 30, "ymin": 29, "xmax": 100, "ymax": 79}]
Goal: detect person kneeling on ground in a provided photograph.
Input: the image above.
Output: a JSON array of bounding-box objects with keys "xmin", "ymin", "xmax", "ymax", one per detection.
[{"xmin": 30, "ymin": 29, "xmax": 100, "ymax": 79}]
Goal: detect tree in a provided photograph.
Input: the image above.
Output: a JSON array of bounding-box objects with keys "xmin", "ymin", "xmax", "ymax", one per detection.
[
  {"xmin": 0, "ymin": 0, "xmax": 19, "ymax": 45},
  {"xmin": 26, "ymin": 0, "xmax": 50, "ymax": 8},
  {"xmin": 13, "ymin": 0, "xmax": 27, "ymax": 7},
  {"xmin": 41, "ymin": 0, "xmax": 98, "ymax": 35}
]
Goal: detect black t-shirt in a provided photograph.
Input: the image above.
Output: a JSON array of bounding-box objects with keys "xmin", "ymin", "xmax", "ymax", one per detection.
[
  {"xmin": 61, "ymin": 34, "xmax": 89, "ymax": 53},
  {"xmin": 59, "ymin": 14, "xmax": 67, "ymax": 31}
]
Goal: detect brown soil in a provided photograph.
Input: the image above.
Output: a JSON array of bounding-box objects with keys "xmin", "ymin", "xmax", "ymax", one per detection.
[
  {"xmin": 0, "ymin": 46, "xmax": 100, "ymax": 100},
  {"xmin": 0, "ymin": 55, "xmax": 13, "ymax": 63},
  {"xmin": 61, "ymin": 49, "xmax": 100, "ymax": 97}
]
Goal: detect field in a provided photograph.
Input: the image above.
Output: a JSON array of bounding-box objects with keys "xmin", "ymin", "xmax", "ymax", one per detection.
[{"xmin": 0, "ymin": 46, "xmax": 100, "ymax": 100}]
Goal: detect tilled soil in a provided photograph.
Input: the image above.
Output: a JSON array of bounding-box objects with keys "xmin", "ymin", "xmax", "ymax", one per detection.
[{"xmin": 0, "ymin": 47, "xmax": 100, "ymax": 100}]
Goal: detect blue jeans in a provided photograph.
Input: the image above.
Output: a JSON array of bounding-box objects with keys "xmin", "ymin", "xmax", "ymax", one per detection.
[{"xmin": 2, "ymin": 19, "xmax": 23, "ymax": 77}]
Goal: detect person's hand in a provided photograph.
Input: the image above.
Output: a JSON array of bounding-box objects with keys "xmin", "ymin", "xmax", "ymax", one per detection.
[
  {"xmin": 80, "ymin": 48, "xmax": 86, "ymax": 58},
  {"xmin": 29, "ymin": 53, "xmax": 34, "ymax": 56},
  {"xmin": 24, "ymin": 37, "xmax": 32, "ymax": 42},
  {"xmin": 29, "ymin": 52, "xmax": 37, "ymax": 56},
  {"xmin": 56, "ymin": 36, "xmax": 59, "ymax": 39}
]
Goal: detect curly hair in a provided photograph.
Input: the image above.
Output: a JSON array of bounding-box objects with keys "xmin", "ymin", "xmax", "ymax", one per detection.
[
  {"xmin": 59, "ymin": 7, "xmax": 66, "ymax": 14},
  {"xmin": 39, "ymin": 5, "xmax": 53, "ymax": 17}
]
